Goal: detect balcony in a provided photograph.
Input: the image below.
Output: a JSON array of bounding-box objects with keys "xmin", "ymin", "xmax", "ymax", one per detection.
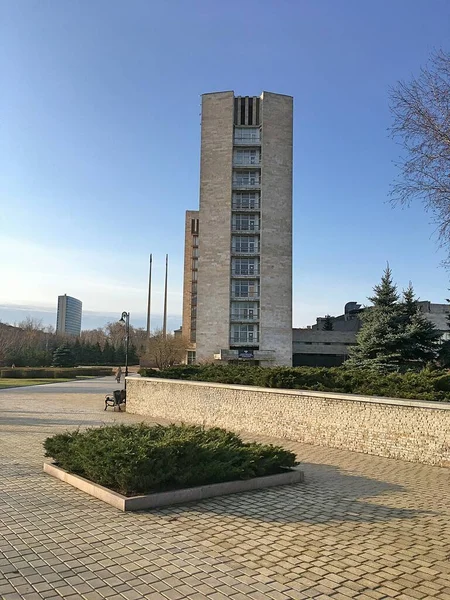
[
  {"xmin": 231, "ymin": 311, "xmax": 259, "ymax": 322},
  {"xmin": 230, "ymin": 335, "xmax": 260, "ymax": 345},
  {"xmin": 233, "ymin": 181, "xmax": 261, "ymax": 191},
  {"xmin": 230, "ymin": 292, "xmax": 260, "ymax": 301},
  {"xmin": 231, "ymin": 225, "xmax": 260, "ymax": 233},
  {"xmin": 231, "ymin": 269, "xmax": 259, "ymax": 277},
  {"xmin": 232, "ymin": 204, "xmax": 260, "ymax": 212},
  {"xmin": 234, "ymin": 137, "xmax": 261, "ymax": 146},
  {"xmin": 233, "ymin": 159, "xmax": 261, "ymax": 168},
  {"xmin": 231, "ymin": 247, "xmax": 259, "ymax": 256}
]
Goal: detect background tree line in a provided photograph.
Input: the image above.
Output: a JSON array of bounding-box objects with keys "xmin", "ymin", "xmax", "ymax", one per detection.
[
  {"xmin": 0, "ymin": 317, "xmax": 188, "ymax": 369},
  {"xmin": 0, "ymin": 318, "xmax": 146, "ymax": 367}
]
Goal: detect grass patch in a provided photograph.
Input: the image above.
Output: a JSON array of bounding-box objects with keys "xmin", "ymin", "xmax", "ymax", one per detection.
[
  {"xmin": 0, "ymin": 378, "xmax": 74, "ymax": 389},
  {"xmin": 44, "ymin": 423, "xmax": 297, "ymax": 496}
]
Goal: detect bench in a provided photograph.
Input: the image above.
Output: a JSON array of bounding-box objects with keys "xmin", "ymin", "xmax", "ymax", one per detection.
[{"xmin": 104, "ymin": 389, "xmax": 126, "ymax": 411}]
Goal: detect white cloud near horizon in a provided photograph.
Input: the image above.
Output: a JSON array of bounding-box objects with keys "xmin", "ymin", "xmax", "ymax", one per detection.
[{"xmin": 1, "ymin": 236, "xmax": 183, "ymax": 317}]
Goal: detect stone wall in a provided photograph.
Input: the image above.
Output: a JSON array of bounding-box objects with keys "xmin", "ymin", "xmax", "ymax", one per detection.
[{"xmin": 126, "ymin": 378, "xmax": 450, "ymax": 467}]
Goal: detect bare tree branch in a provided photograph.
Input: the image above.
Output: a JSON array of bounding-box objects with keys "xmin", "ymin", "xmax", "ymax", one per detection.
[
  {"xmin": 143, "ymin": 330, "xmax": 187, "ymax": 370},
  {"xmin": 389, "ymin": 50, "xmax": 450, "ymax": 261}
]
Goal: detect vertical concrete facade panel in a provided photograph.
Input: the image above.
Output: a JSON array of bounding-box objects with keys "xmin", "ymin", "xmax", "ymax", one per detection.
[
  {"xmin": 196, "ymin": 92, "xmax": 234, "ymax": 361},
  {"xmin": 182, "ymin": 210, "xmax": 199, "ymax": 344},
  {"xmin": 260, "ymin": 92, "xmax": 293, "ymax": 365}
]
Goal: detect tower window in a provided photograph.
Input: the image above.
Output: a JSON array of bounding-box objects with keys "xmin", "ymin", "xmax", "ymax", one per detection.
[
  {"xmin": 248, "ymin": 97, "xmax": 253, "ymax": 125},
  {"xmin": 191, "ymin": 218, "xmax": 199, "ymax": 235}
]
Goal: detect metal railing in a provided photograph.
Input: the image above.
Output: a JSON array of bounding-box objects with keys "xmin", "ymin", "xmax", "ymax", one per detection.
[
  {"xmin": 231, "ymin": 228, "xmax": 260, "ymax": 234},
  {"xmin": 230, "ymin": 334, "xmax": 260, "ymax": 344},
  {"xmin": 232, "ymin": 204, "xmax": 260, "ymax": 211},
  {"xmin": 233, "ymin": 181, "xmax": 260, "ymax": 187},
  {"xmin": 231, "ymin": 269, "xmax": 259, "ymax": 276},
  {"xmin": 231, "ymin": 312, "xmax": 259, "ymax": 321},
  {"xmin": 234, "ymin": 137, "xmax": 261, "ymax": 145},
  {"xmin": 233, "ymin": 160, "xmax": 261, "ymax": 167},
  {"xmin": 230, "ymin": 292, "xmax": 260, "ymax": 300},
  {"xmin": 231, "ymin": 247, "xmax": 259, "ymax": 255}
]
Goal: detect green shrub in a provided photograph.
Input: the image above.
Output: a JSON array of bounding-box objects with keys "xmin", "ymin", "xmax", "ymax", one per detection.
[
  {"xmin": 0, "ymin": 369, "xmax": 21, "ymax": 378},
  {"xmin": 0, "ymin": 367, "xmax": 113, "ymax": 379},
  {"xmin": 430, "ymin": 374, "xmax": 450, "ymax": 392},
  {"xmin": 142, "ymin": 364, "xmax": 450, "ymax": 402},
  {"xmin": 260, "ymin": 367, "xmax": 298, "ymax": 389},
  {"xmin": 138, "ymin": 368, "xmax": 160, "ymax": 377},
  {"xmin": 74, "ymin": 367, "xmax": 113, "ymax": 376},
  {"xmin": 44, "ymin": 423, "xmax": 297, "ymax": 495}
]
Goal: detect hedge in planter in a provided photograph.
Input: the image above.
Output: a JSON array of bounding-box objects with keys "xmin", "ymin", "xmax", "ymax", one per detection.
[
  {"xmin": 44, "ymin": 424, "xmax": 297, "ymax": 496},
  {"xmin": 138, "ymin": 364, "xmax": 450, "ymax": 402},
  {"xmin": 0, "ymin": 367, "xmax": 113, "ymax": 379}
]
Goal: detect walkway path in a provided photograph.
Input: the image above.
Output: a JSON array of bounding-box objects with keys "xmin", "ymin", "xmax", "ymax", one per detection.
[{"xmin": 1, "ymin": 378, "xmax": 449, "ymax": 599}]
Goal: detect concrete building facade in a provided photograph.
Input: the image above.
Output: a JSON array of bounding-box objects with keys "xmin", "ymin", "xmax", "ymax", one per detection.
[
  {"xmin": 56, "ymin": 294, "xmax": 82, "ymax": 336},
  {"xmin": 182, "ymin": 91, "xmax": 293, "ymax": 366},
  {"xmin": 182, "ymin": 211, "xmax": 199, "ymax": 364}
]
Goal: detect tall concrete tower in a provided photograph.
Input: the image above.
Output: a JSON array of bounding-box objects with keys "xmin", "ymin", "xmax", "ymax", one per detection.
[{"xmin": 182, "ymin": 91, "xmax": 293, "ymax": 366}]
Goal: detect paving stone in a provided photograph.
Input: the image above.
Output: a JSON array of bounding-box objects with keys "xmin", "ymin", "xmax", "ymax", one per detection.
[{"xmin": 0, "ymin": 377, "xmax": 449, "ymax": 600}]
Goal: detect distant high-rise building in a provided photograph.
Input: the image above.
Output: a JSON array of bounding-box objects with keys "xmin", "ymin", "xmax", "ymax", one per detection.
[
  {"xmin": 56, "ymin": 295, "xmax": 82, "ymax": 335},
  {"xmin": 182, "ymin": 91, "xmax": 293, "ymax": 366}
]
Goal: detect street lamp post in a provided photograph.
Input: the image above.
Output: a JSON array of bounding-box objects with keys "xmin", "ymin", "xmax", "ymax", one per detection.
[{"xmin": 119, "ymin": 311, "xmax": 130, "ymax": 385}]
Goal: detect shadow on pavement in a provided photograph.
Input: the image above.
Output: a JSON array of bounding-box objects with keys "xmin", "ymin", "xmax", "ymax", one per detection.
[
  {"xmin": 0, "ymin": 415, "xmax": 125, "ymax": 429},
  {"xmin": 151, "ymin": 462, "xmax": 433, "ymax": 524}
]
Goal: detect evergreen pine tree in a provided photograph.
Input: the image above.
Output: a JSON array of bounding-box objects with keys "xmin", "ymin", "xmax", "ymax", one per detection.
[
  {"xmin": 72, "ymin": 339, "xmax": 82, "ymax": 365},
  {"xmin": 78, "ymin": 341, "xmax": 87, "ymax": 365},
  {"xmin": 128, "ymin": 343, "xmax": 139, "ymax": 365},
  {"xmin": 115, "ymin": 345, "xmax": 126, "ymax": 365},
  {"xmin": 322, "ymin": 315, "xmax": 334, "ymax": 331},
  {"xmin": 81, "ymin": 343, "xmax": 96, "ymax": 365},
  {"xmin": 368, "ymin": 265, "xmax": 399, "ymax": 307},
  {"xmin": 403, "ymin": 309, "xmax": 441, "ymax": 366},
  {"xmin": 93, "ymin": 342, "xmax": 103, "ymax": 365},
  {"xmin": 103, "ymin": 340, "xmax": 114, "ymax": 365},
  {"xmin": 439, "ymin": 295, "xmax": 450, "ymax": 366},
  {"xmin": 349, "ymin": 269, "xmax": 441, "ymax": 371},
  {"xmin": 348, "ymin": 266, "xmax": 405, "ymax": 371},
  {"xmin": 52, "ymin": 344, "xmax": 76, "ymax": 368},
  {"xmin": 402, "ymin": 282, "xmax": 417, "ymax": 317},
  {"xmin": 399, "ymin": 284, "xmax": 441, "ymax": 367}
]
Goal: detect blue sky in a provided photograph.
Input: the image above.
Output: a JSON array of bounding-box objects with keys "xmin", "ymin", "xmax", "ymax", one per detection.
[{"xmin": 1, "ymin": 0, "xmax": 449, "ymax": 330}]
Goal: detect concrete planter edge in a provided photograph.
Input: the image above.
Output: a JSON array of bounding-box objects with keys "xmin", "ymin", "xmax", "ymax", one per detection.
[{"xmin": 43, "ymin": 461, "xmax": 304, "ymax": 512}]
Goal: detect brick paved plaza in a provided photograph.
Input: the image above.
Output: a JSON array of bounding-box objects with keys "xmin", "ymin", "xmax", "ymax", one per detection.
[{"xmin": 1, "ymin": 378, "xmax": 449, "ymax": 600}]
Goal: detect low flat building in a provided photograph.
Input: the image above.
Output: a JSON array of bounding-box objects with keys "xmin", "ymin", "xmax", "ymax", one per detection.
[
  {"xmin": 313, "ymin": 301, "xmax": 449, "ymax": 336},
  {"xmin": 313, "ymin": 302, "xmax": 362, "ymax": 332},
  {"xmin": 297, "ymin": 300, "xmax": 450, "ymax": 367},
  {"xmin": 417, "ymin": 301, "xmax": 450, "ymax": 339},
  {"xmin": 293, "ymin": 329, "xmax": 356, "ymax": 367}
]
